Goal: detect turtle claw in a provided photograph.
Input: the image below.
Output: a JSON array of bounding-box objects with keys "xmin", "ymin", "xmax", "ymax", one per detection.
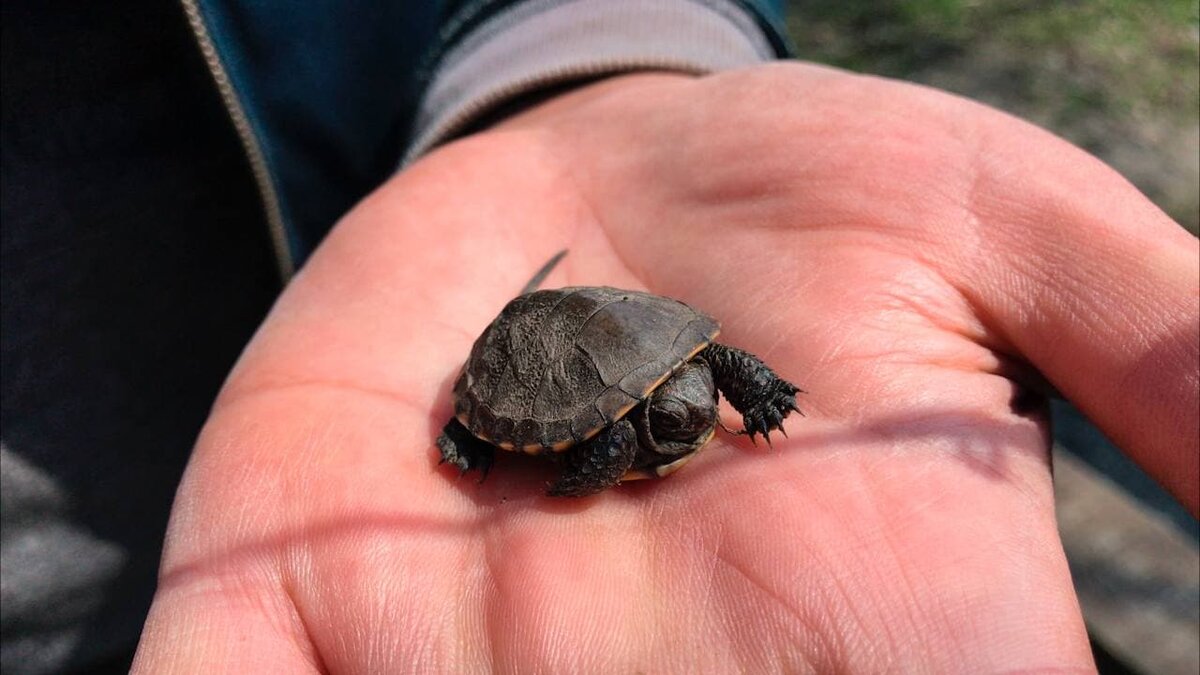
[
  {"xmin": 736, "ymin": 387, "xmax": 800, "ymax": 447},
  {"xmin": 459, "ymin": 463, "xmax": 491, "ymax": 484},
  {"xmin": 700, "ymin": 343, "xmax": 803, "ymax": 448},
  {"xmin": 437, "ymin": 419, "xmax": 495, "ymax": 483}
]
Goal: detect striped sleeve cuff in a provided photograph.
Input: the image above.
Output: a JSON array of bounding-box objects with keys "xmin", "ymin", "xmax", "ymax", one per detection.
[{"xmin": 404, "ymin": 0, "xmax": 785, "ymax": 164}]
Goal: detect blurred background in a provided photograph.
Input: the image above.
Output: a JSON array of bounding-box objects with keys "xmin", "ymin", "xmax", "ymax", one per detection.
[{"xmin": 783, "ymin": 1, "xmax": 1200, "ymax": 673}]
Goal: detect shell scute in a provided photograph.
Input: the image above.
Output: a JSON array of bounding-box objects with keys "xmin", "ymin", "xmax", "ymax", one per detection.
[{"xmin": 457, "ymin": 287, "xmax": 719, "ymax": 451}]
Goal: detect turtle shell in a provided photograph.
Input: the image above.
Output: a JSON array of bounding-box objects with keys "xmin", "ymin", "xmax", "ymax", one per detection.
[{"xmin": 453, "ymin": 287, "xmax": 720, "ymax": 453}]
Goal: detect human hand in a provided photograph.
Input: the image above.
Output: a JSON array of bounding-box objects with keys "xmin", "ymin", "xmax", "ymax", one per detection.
[{"xmin": 133, "ymin": 64, "xmax": 1198, "ymax": 672}]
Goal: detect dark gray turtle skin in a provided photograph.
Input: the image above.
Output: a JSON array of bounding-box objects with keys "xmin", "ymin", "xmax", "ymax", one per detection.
[{"xmin": 437, "ymin": 262, "xmax": 802, "ymax": 498}]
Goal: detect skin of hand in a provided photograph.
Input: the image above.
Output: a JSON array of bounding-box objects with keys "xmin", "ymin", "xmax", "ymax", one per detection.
[{"xmin": 132, "ymin": 63, "xmax": 1199, "ymax": 673}]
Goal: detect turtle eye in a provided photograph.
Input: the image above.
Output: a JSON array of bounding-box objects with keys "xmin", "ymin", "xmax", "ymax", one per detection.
[{"xmin": 649, "ymin": 398, "xmax": 693, "ymax": 440}]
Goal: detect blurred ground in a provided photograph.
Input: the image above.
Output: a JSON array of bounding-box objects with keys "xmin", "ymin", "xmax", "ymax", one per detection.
[
  {"xmin": 785, "ymin": 0, "xmax": 1200, "ymax": 234},
  {"xmin": 783, "ymin": 2, "xmax": 1200, "ymax": 672}
]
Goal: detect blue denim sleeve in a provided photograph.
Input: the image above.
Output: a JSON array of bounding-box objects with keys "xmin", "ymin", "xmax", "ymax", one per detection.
[
  {"xmin": 193, "ymin": 0, "xmax": 790, "ymax": 272},
  {"xmin": 194, "ymin": 0, "xmax": 443, "ymax": 271}
]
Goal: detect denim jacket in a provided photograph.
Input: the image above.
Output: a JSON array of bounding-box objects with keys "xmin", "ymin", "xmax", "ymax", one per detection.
[{"xmin": 191, "ymin": 0, "xmax": 789, "ymax": 275}]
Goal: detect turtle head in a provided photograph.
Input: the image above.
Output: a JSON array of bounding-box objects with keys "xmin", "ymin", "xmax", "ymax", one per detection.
[{"xmin": 644, "ymin": 361, "xmax": 718, "ymax": 457}]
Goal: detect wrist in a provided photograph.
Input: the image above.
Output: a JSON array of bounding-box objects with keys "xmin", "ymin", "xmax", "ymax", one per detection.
[
  {"xmin": 404, "ymin": 0, "xmax": 783, "ymax": 164},
  {"xmin": 486, "ymin": 71, "xmax": 694, "ymax": 133}
]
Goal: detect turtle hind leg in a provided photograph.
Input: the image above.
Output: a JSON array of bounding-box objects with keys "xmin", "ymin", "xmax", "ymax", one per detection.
[
  {"xmin": 437, "ymin": 418, "xmax": 495, "ymax": 482},
  {"xmin": 699, "ymin": 343, "xmax": 802, "ymax": 445},
  {"xmin": 547, "ymin": 419, "xmax": 637, "ymax": 497}
]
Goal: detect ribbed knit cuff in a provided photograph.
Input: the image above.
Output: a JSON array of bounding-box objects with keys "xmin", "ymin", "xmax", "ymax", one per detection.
[{"xmin": 404, "ymin": 0, "xmax": 779, "ymax": 164}]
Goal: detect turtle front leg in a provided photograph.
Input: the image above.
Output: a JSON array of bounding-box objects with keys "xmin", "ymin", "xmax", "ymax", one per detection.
[
  {"xmin": 547, "ymin": 419, "xmax": 638, "ymax": 497},
  {"xmin": 437, "ymin": 418, "xmax": 495, "ymax": 481},
  {"xmin": 699, "ymin": 343, "xmax": 802, "ymax": 445}
]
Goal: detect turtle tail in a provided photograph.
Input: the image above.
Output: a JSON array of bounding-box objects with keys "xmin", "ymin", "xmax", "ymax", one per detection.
[{"xmin": 520, "ymin": 249, "xmax": 568, "ymax": 294}]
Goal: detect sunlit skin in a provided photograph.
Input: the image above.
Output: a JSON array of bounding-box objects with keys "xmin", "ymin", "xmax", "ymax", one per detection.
[{"xmin": 133, "ymin": 64, "xmax": 1198, "ymax": 673}]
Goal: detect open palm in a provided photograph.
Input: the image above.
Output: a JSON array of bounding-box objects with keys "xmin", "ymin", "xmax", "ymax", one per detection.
[{"xmin": 134, "ymin": 64, "xmax": 1198, "ymax": 673}]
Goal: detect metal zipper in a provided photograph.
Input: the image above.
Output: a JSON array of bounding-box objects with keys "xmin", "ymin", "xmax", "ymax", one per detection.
[{"xmin": 180, "ymin": 0, "xmax": 295, "ymax": 282}]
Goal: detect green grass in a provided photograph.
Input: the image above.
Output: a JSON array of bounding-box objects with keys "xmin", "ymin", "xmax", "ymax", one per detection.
[{"xmin": 786, "ymin": 0, "xmax": 1200, "ymax": 233}]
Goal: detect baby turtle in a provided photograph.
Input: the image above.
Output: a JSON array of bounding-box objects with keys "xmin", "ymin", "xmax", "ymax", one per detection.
[{"xmin": 437, "ymin": 251, "xmax": 802, "ymax": 497}]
